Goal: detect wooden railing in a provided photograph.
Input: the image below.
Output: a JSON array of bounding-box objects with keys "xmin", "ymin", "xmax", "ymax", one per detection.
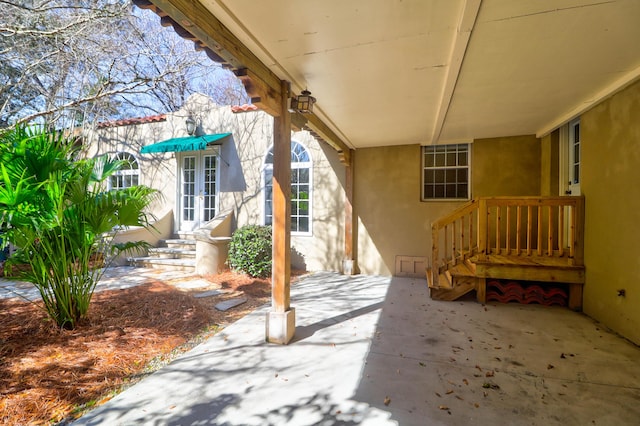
[{"xmin": 431, "ymin": 196, "xmax": 585, "ymax": 287}]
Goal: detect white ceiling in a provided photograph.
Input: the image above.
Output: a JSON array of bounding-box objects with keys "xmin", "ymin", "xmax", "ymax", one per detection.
[{"xmin": 202, "ymin": 0, "xmax": 640, "ymax": 149}]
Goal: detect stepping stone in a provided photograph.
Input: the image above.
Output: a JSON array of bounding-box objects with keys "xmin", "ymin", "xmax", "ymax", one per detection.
[
  {"xmin": 215, "ymin": 297, "xmax": 248, "ymax": 311},
  {"xmin": 194, "ymin": 289, "xmax": 225, "ymax": 298},
  {"xmin": 175, "ymin": 279, "xmax": 211, "ymax": 290}
]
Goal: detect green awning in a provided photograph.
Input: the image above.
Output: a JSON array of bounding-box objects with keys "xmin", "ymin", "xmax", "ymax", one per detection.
[{"xmin": 140, "ymin": 133, "xmax": 231, "ymax": 154}]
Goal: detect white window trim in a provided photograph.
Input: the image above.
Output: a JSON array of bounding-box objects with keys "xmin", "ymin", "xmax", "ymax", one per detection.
[
  {"xmin": 262, "ymin": 141, "xmax": 313, "ymax": 236},
  {"xmin": 108, "ymin": 152, "xmax": 140, "ymax": 190},
  {"xmin": 421, "ymin": 143, "xmax": 472, "ymax": 201}
]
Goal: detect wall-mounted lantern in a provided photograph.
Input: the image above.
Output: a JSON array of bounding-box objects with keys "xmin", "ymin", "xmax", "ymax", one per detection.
[
  {"xmin": 290, "ymin": 89, "xmax": 316, "ymax": 114},
  {"xmin": 185, "ymin": 116, "xmax": 197, "ymax": 135}
]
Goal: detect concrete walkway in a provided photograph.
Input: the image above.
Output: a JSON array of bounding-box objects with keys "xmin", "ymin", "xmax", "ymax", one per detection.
[{"xmin": 69, "ymin": 271, "xmax": 640, "ymax": 425}]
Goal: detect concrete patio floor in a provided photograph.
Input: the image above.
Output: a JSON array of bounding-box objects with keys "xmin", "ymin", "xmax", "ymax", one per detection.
[{"xmin": 74, "ymin": 272, "xmax": 640, "ymax": 425}]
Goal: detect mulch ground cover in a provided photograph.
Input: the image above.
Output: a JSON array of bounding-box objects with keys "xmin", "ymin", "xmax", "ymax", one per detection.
[{"xmin": 0, "ymin": 270, "xmax": 272, "ymax": 425}]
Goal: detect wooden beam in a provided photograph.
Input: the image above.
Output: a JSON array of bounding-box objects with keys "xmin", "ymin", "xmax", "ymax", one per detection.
[
  {"xmin": 144, "ymin": 0, "xmax": 282, "ymax": 99},
  {"xmin": 430, "ymin": 0, "xmax": 481, "ymax": 144},
  {"xmin": 235, "ymin": 68, "xmax": 282, "ymax": 117},
  {"xmin": 305, "ymin": 113, "xmax": 352, "ymax": 164}
]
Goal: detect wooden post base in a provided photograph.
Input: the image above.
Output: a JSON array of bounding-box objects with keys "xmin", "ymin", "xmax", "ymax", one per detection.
[{"xmin": 266, "ymin": 309, "xmax": 296, "ymax": 344}]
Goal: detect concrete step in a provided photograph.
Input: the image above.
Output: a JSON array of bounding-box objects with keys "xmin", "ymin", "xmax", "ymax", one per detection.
[
  {"xmin": 148, "ymin": 247, "xmax": 196, "ymax": 259},
  {"xmin": 163, "ymin": 239, "xmax": 197, "ymax": 250},
  {"xmin": 129, "ymin": 257, "xmax": 195, "ymax": 272}
]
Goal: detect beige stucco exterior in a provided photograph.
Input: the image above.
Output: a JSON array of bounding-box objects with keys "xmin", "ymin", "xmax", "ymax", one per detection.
[
  {"xmin": 580, "ymin": 80, "xmax": 640, "ymax": 344},
  {"xmin": 86, "ymin": 94, "xmax": 346, "ymax": 272}
]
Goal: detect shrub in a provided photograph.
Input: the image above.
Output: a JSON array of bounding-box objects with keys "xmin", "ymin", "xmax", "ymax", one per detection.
[
  {"xmin": 228, "ymin": 225, "xmax": 272, "ymax": 278},
  {"xmin": 0, "ymin": 126, "xmax": 157, "ymax": 329}
]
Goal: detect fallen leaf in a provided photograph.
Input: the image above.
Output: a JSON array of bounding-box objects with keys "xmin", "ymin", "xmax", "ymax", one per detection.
[
  {"xmin": 446, "ymin": 390, "xmax": 454, "ymax": 395},
  {"xmin": 384, "ymin": 396, "xmax": 391, "ymax": 406},
  {"xmin": 439, "ymin": 405, "xmax": 449, "ymax": 410},
  {"xmin": 482, "ymin": 383, "xmax": 500, "ymax": 390}
]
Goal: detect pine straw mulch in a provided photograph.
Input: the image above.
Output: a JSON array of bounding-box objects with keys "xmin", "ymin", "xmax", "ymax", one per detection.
[{"xmin": 0, "ymin": 269, "xmax": 274, "ymax": 425}]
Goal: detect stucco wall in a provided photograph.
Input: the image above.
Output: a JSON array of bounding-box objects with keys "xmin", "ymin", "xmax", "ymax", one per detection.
[
  {"xmin": 581, "ymin": 80, "xmax": 640, "ymax": 344},
  {"xmin": 540, "ymin": 130, "xmax": 560, "ymax": 196},
  {"xmin": 354, "ymin": 137, "xmax": 543, "ymax": 276},
  {"xmin": 222, "ymin": 113, "xmax": 347, "ymax": 272},
  {"xmin": 87, "ymin": 94, "xmax": 346, "ymax": 273},
  {"xmin": 473, "ymin": 135, "xmax": 541, "ymax": 196},
  {"xmin": 354, "ymin": 145, "xmax": 461, "ymax": 276}
]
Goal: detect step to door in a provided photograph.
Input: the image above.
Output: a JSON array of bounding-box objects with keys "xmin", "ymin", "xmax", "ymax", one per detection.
[
  {"xmin": 163, "ymin": 239, "xmax": 197, "ymax": 250},
  {"xmin": 148, "ymin": 247, "xmax": 196, "ymax": 259},
  {"xmin": 129, "ymin": 257, "xmax": 196, "ymax": 272}
]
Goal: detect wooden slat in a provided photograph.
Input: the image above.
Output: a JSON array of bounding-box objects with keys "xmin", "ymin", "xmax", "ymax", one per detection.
[
  {"xmin": 495, "ymin": 206, "xmax": 501, "ymax": 254},
  {"xmin": 558, "ymin": 206, "xmax": 564, "ymax": 257},
  {"xmin": 451, "ymin": 221, "xmax": 457, "ymax": 265},
  {"xmin": 547, "ymin": 205, "xmax": 553, "ymax": 256},
  {"xmin": 537, "ymin": 205, "xmax": 543, "ymax": 256},
  {"xmin": 460, "ymin": 215, "xmax": 465, "ymax": 258},
  {"xmin": 431, "ymin": 223, "xmax": 439, "ymax": 288},
  {"xmin": 478, "ymin": 199, "xmax": 488, "ymax": 258},
  {"xmin": 527, "ymin": 205, "xmax": 533, "ymax": 255},
  {"xmin": 506, "ymin": 205, "xmax": 511, "ymax": 254},
  {"xmin": 516, "ymin": 205, "xmax": 522, "ymax": 255}
]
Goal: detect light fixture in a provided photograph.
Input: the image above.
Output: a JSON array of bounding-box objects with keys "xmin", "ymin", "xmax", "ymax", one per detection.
[
  {"xmin": 290, "ymin": 89, "xmax": 316, "ymax": 114},
  {"xmin": 185, "ymin": 116, "xmax": 197, "ymax": 135}
]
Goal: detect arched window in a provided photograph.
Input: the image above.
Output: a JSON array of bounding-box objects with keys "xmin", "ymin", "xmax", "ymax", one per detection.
[
  {"xmin": 264, "ymin": 141, "xmax": 312, "ymax": 234},
  {"xmin": 109, "ymin": 152, "xmax": 140, "ymax": 190}
]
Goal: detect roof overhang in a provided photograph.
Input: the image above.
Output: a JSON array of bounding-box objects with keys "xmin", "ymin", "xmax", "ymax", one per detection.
[{"xmin": 139, "ymin": 0, "xmax": 640, "ymax": 148}]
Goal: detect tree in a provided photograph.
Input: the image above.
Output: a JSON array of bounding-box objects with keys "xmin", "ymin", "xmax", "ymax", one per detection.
[
  {"xmin": 0, "ymin": 125, "xmax": 158, "ymax": 328},
  {"xmin": 0, "ymin": 0, "xmax": 247, "ymax": 129}
]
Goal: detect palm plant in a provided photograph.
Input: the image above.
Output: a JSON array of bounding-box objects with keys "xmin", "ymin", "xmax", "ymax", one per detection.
[{"xmin": 0, "ymin": 125, "xmax": 157, "ymax": 329}]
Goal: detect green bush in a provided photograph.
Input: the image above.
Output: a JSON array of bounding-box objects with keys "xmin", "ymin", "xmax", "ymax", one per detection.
[
  {"xmin": 228, "ymin": 225, "xmax": 272, "ymax": 278},
  {"xmin": 0, "ymin": 125, "xmax": 157, "ymax": 329}
]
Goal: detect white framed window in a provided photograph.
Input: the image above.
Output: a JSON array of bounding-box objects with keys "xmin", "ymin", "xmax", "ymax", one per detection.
[
  {"xmin": 109, "ymin": 152, "xmax": 140, "ymax": 190},
  {"xmin": 264, "ymin": 141, "xmax": 312, "ymax": 234},
  {"xmin": 422, "ymin": 144, "xmax": 470, "ymax": 200}
]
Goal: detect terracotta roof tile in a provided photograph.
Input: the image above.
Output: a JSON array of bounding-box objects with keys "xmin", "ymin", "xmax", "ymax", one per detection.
[
  {"xmin": 97, "ymin": 114, "xmax": 167, "ymax": 128},
  {"xmin": 230, "ymin": 104, "xmax": 258, "ymax": 113}
]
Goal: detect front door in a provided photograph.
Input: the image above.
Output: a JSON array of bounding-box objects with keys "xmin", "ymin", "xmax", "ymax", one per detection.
[
  {"xmin": 566, "ymin": 118, "xmax": 581, "ymax": 196},
  {"xmin": 178, "ymin": 150, "xmax": 219, "ymax": 232}
]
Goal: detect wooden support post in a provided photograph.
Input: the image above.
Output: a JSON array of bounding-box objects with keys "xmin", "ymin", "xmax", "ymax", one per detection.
[
  {"xmin": 343, "ymin": 152, "xmax": 355, "ymax": 275},
  {"xmin": 266, "ymin": 80, "xmax": 295, "ymax": 344},
  {"xmin": 476, "ymin": 277, "xmax": 487, "ymax": 304},
  {"xmin": 568, "ymin": 283, "xmax": 583, "ymax": 311}
]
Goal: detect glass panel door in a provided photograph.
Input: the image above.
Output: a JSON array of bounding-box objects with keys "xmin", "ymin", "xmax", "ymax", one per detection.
[{"xmin": 178, "ymin": 151, "xmax": 218, "ymax": 232}]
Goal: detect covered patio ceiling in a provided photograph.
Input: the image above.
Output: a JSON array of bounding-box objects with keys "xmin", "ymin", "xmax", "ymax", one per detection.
[{"xmin": 145, "ymin": 0, "xmax": 640, "ymax": 149}]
